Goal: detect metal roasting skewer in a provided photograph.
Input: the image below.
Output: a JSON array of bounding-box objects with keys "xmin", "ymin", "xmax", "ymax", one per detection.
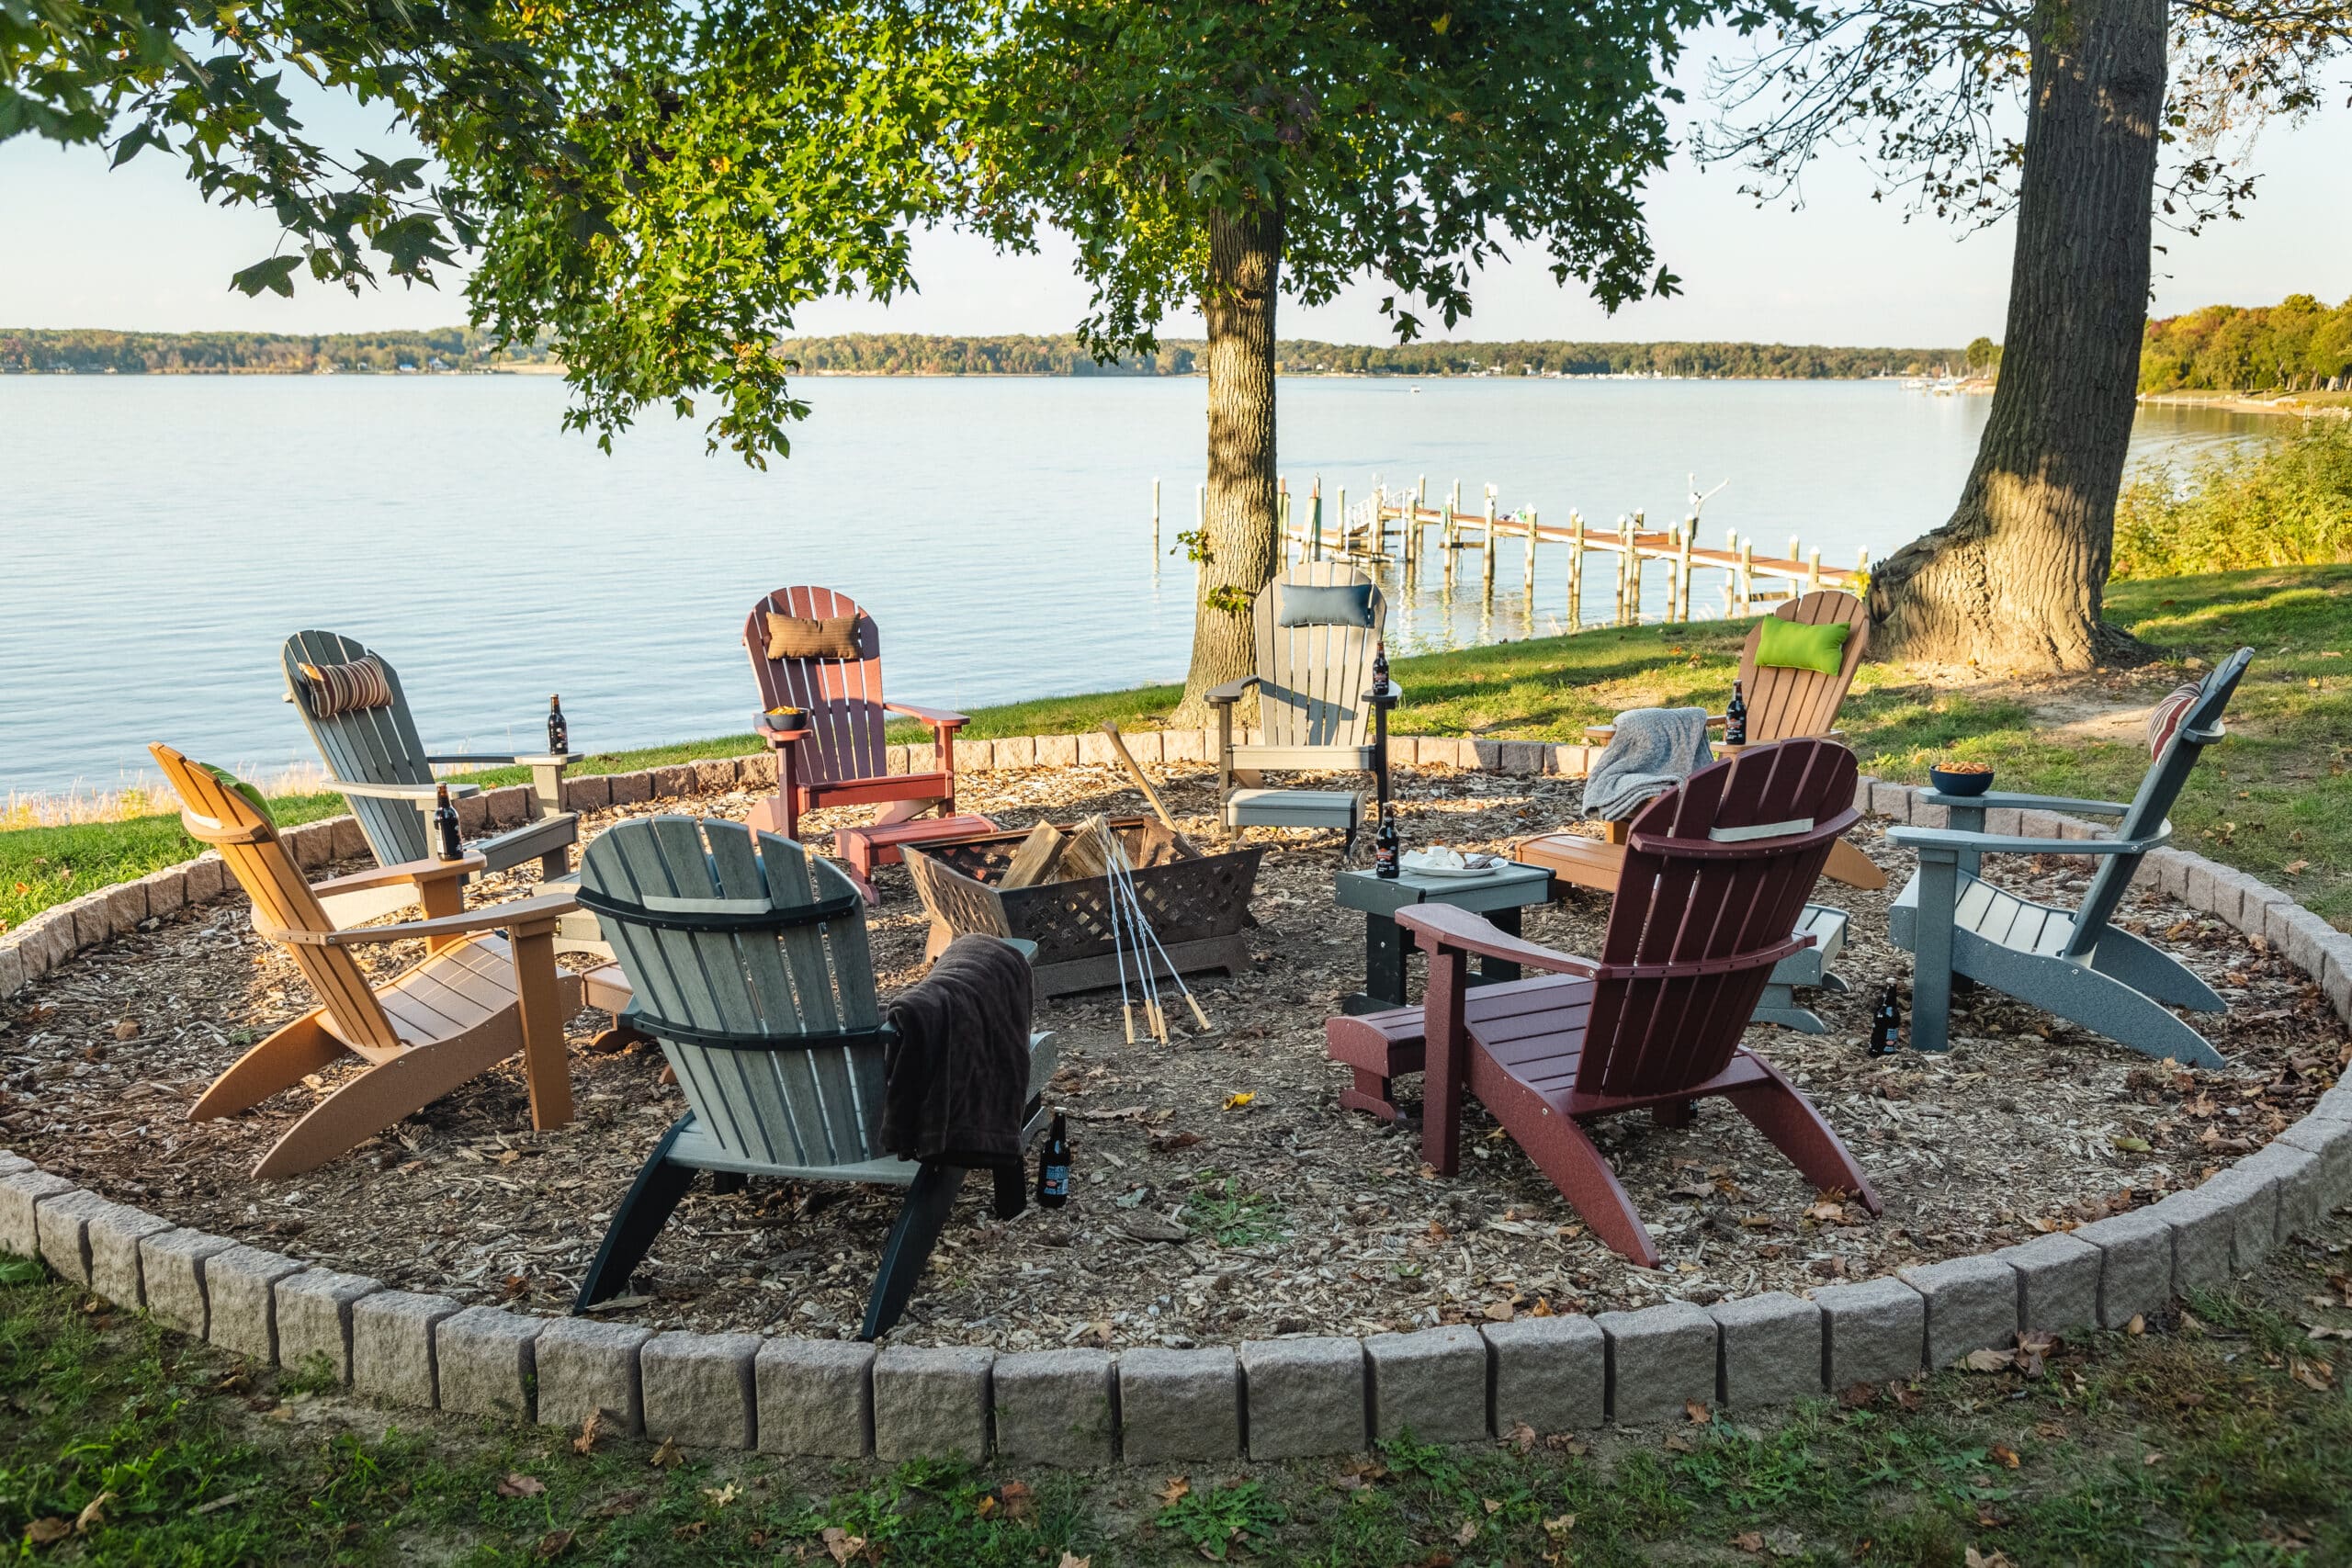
[{"xmin": 1098, "ymin": 816, "xmax": 1215, "ymax": 1033}]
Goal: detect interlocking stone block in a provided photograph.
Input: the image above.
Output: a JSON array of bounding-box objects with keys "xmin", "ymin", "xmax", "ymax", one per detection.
[
  {"xmin": 275, "ymin": 1269, "xmax": 382, "ymax": 1383},
  {"xmin": 993, "ymin": 1348, "xmax": 1117, "ymax": 1465},
  {"xmin": 874, "ymin": 1346, "xmax": 994, "ymax": 1461},
  {"xmin": 2233, "ymin": 879, "xmax": 2290, "ymax": 936},
  {"xmin": 330, "ymin": 816, "xmax": 368, "ymax": 861},
  {"xmin": 137, "ymin": 1229, "xmax": 234, "ymax": 1337},
  {"xmin": 483, "ymin": 784, "xmax": 528, "ymax": 826},
  {"xmin": 1868, "ymin": 782, "xmax": 1913, "ymax": 822},
  {"xmin": 738, "ymin": 751, "xmax": 778, "ymax": 788},
  {"xmin": 2185, "ymin": 862, "xmax": 2228, "ymax": 920},
  {"xmin": 1077, "ymin": 732, "xmax": 1115, "ymax": 767},
  {"xmin": 1470, "ymin": 739, "xmax": 1508, "ymax": 771},
  {"xmin": 650, "ymin": 764, "xmax": 694, "ymax": 799},
  {"xmin": 1035, "ymin": 734, "xmax": 1080, "ymax": 768},
  {"xmin": 2323, "ymin": 938, "xmax": 2352, "ymax": 1021},
  {"xmin": 105, "ymin": 877, "xmax": 149, "ymax": 932},
  {"xmin": 140, "ymin": 866, "xmax": 187, "ymax": 919},
  {"xmin": 26, "ymin": 906, "xmax": 79, "ymax": 970},
  {"xmin": 182, "ymin": 853, "xmax": 227, "ymax": 904},
  {"xmin": 1162, "ymin": 729, "xmax": 1206, "ymax": 764},
  {"xmin": 292, "ymin": 820, "xmax": 339, "ymax": 868},
  {"xmin": 535, "ymin": 1318, "xmax": 653, "ymax": 1436},
  {"xmin": 1711, "ymin": 1292, "xmax": 1824, "ymax": 1408},
  {"xmin": 0, "ymin": 1151, "xmax": 28, "ymax": 1175},
  {"xmin": 958, "ymin": 738, "xmax": 998, "ymax": 771},
  {"xmin": 2277, "ymin": 1118, "xmax": 2352, "ymax": 1212},
  {"xmin": 2233, "ymin": 1143, "xmax": 2322, "ymax": 1242},
  {"xmin": 1850, "ymin": 775, "xmax": 1879, "ymax": 813},
  {"xmin": 1815, "ymin": 1277, "xmax": 1925, "ymax": 1389},
  {"xmin": 0, "ymin": 1170, "xmax": 79, "ymax": 1259},
  {"xmin": 203, "ymin": 1245, "xmax": 305, "ymax": 1362},
  {"xmin": 1599, "ymin": 1303, "xmax": 1718, "ymax": 1424},
  {"xmin": 84, "ymin": 1202, "xmax": 172, "ymax": 1306},
  {"xmin": 353, "ymin": 1292, "xmax": 460, "ymax": 1407},
  {"xmin": 994, "ymin": 735, "xmax": 1037, "ymax": 769},
  {"xmin": 2157, "ymin": 1189, "xmax": 2241, "ymax": 1297},
  {"xmin": 2318, "ymin": 1084, "xmax": 2352, "ymax": 1124},
  {"xmin": 0, "ymin": 940, "xmax": 25, "ymax": 999},
  {"xmin": 691, "ymin": 761, "xmax": 736, "ymax": 797},
  {"xmin": 756, "ymin": 1337, "xmax": 875, "ymax": 1458},
  {"xmin": 1365, "ymin": 1325, "xmax": 1488, "ymax": 1444},
  {"xmin": 1117, "ymin": 1347, "xmax": 1240, "ymax": 1462},
  {"xmin": 1497, "ymin": 740, "xmax": 1546, "ymax": 776},
  {"xmin": 2201, "ymin": 1163, "xmax": 2285, "ymax": 1264},
  {"xmin": 885, "ymin": 743, "xmax": 910, "ymax": 775},
  {"xmin": 37, "ymin": 1189, "xmax": 117, "ymax": 1284},
  {"xmin": 2075, "ymin": 1208, "xmax": 2174, "ymax": 1326},
  {"xmin": 2280, "ymin": 909, "xmax": 2331, "ymax": 987},
  {"xmin": 2002, "ymin": 1233, "xmax": 2101, "ymax": 1335},
  {"xmin": 435, "ymin": 1305, "xmax": 542, "ymax": 1423},
  {"xmin": 641, "ymin": 1332, "xmax": 759, "ymax": 1450},
  {"xmin": 1240, "ymin": 1337, "xmax": 1366, "ymax": 1460},
  {"xmin": 565, "ymin": 773, "xmax": 613, "ymax": 811},
  {"xmin": 1901, "ymin": 1255, "xmax": 2020, "ymax": 1369},
  {"xmin": 1121, "ymin": 729, "xmax": 1165, "ymax": 765},
  {"xmin": 67, "ymin": 889, "xmax": 110, "ymax": 949},
  {"xmin": 1484, "ymin": 1314, "xmax": 1605, "ymax": 1434},
  {"xmin": 607, "ymin": 771, "xmax": 652, "ymax": 807},
  {"xmin": 2263, "ymin": 895, "xmax": 2305, "ymax": 955}
]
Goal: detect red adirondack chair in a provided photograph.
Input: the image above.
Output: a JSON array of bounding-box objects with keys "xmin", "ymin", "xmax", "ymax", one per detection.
[
  {"xmin": 1396, "ymin": 738, "xmax": 1882, "ymax": 1266},
  {"xmin": 743, "ymin": 587, "xmax": 970, "ymax": 862}
]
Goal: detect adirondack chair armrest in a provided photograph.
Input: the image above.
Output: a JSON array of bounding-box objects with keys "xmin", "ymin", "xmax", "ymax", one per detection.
[
  {"xmin": 1393, "ymin": 902, "xmax": 1601, "ymax": 978},
  {"xmin": 331, "ymin": 778, "xmax": 481, "ymax": 802},
  {"xmin": 1886, "ymin": 823, "xmax": 2169, "ymax": 858},
  {"xmin": 883, "ymin": 701, "xmax": 969, "ymax": 730},
  {"xmin": 308, "ymin": 889, "xmax": 579, "ymax": 947},
  {"xmin": 310, "ymin": 852, "xmax": 486, "ymax": 897},
  {"xmin": 1204, "ymin": 676, "xmax": 1261, "ymax": 706},
  {"xmin": 425, "ymin": 752, "xmax": 545, "ymax": 768},
  {"xmin": 1920, "ymin": 789, "xmax": 2135, "ymax": 817}
]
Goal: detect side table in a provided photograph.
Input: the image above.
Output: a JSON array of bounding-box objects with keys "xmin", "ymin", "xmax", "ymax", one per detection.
[{"xmin": 1332, "ymin": 863, "xmax": 1555, "ymax": 1015}]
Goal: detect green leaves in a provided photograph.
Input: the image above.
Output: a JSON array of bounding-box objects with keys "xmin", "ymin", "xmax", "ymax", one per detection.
[{"xmin": 228, "ymin": 254, "xmax": 301, "ymax": 299}]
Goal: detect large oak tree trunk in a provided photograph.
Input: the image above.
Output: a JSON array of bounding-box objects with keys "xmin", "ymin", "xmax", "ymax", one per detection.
[
  {"xmin": 1174, "ymin": 200, "xmax": 1284, "ymax": 723},
  {"xmin": 1868, "ymin": 0, "xmax": 2165, "ymax": 671}
]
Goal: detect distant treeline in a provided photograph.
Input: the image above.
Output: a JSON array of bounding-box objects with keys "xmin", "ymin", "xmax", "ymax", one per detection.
[
  {"xmin": 0, "ymin": 328, "xmax": 554, "ymax": 375},
  {"xmin": 3, "ymin": 327, "xmax": 1966, "ymax": 379},
  {"xmin": 2141, "ymin": 295, "xmax": 2352, "ymax": 393}
]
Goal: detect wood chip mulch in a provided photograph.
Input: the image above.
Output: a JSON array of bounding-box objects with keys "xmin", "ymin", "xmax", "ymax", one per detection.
[{"xmin": 3, "ymin": 762, "xmax": 2343, "ymax": 1351}]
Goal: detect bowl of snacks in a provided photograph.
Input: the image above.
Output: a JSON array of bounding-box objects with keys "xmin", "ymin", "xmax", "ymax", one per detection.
[
  {"xmin": 1928, "ymin": 759, "xmax": 1995, "ymax": 797},
  {"xmin": 760, "ymin": 705, "xmax": 809, "ymax": 736}
]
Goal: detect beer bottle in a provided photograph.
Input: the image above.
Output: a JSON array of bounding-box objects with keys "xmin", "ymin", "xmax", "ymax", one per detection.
[
  {"xmin": 547, "ymin": 694, "xmax": 568, "ymax": 753},
  {"xmin": 1372, "ymin": 639, "xmax": 1392, "ymax": 699},
  {"xmin": 1374, "ymin": 804, "xmax": 1401, "ymax": 879},
  {"xmin": 1035, "ymin": 1111, "xmax": 1071, "ymax": 1209},
  {"xmin": 1724, "ymin": 678, "xmax": 1748, "ymax": 746},
  {"xmin": 1868, "ymin": 984, "xmax": 1903, "ymax": 1056},
  {"xmin": 434, "ymin": 783, "xmax": 463, "ymax": 861}
]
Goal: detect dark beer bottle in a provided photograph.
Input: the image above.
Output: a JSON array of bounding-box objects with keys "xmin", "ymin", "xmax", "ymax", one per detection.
[
  {"xmin": 1374, "ymin": 805, "xmax": 1401, "ymax": 879},
  {"xmin": 1372, "ymin": 639, "xmax": 1392, "ymax": 699},
  {"xmin": 434, "ymin": 783, "xmax": 463, "ymax": 861},
  {"xmin": 1724, "ymin": 678, "xmax": 1748, "ymax": 746},
  {"xmin": 547, "ymin": 694, "xmax": 568, "ymax": 753},
  {"xmin": 1868, "ymin": 984, "xmax": 1903, "ymax": 1056},
  {"xmin": 1035, "ymin": 1111, "xmax": 1071, "ymax": 1209}
]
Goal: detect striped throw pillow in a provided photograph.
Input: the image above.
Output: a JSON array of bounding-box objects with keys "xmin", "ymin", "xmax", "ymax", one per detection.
[
  {"xmin": 2145, "ymin": 681, "xmax": 2201, "ymax": 760},
  {"xmin": 298, "ymin": 654, "xmax": 393, "ymax": 719}
]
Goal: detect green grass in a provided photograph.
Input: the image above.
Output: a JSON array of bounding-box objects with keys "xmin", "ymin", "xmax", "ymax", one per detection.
[
  {"xmin": 9, "ymin": 1206, "xmax": 2352, "ymax": 1564},
  {"xmin": 8, "ymin": 565, "xmax": 2350, "ymax": 933}
]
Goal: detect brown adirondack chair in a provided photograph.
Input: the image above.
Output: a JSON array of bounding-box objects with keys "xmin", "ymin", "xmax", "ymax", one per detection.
[
  {"xmin": 153, "ymin": 744, "xmax": 610, "ymax": 1179},
  {"xmin": 1396, "ymin": 739, "xmax": 1882, "ymax": 1266},
  {"xmin": 742, "ymin": 587, "xmax": 979, "ymax": 897},
  {"xmin": 1519, "ymin": 590, "xmax": 1883, "ymax": 892}
]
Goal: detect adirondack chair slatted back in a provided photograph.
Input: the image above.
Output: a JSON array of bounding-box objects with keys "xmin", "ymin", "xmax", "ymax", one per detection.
[
  {"xmin": 2064, "ymin": 645, "xmax": 2255, "ymax": 954},
  {"xmin": 282, "ymin": 630, "xmax": 435, "ymax": 864},
  {"xmin": 148, "ymin": 745, "xmax": 401, "ymax": 1051},
  {"xmin": 1735, "ymin": 592, "xmax": 1870, "ymax": 743},
  {"xmin": 745, "ymin": 588, "xmax": 892, "ymax": 789},
  {"xmin": 580, "ymin": 816, "xmax": 887, "ymax": 1168},
  {"xmin": 1578, "ymin": 739, "xmax": 1859, "ymax": 1098},
  {"xmin": 1252, "ymin": 564, "xmax": 1387, "ymax": 749}
]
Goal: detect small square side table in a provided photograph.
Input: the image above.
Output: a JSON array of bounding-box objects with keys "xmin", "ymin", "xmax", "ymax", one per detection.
[{"xmin": 1333, "ymin": 863, "xmax": 1555, "ymax": 1015}]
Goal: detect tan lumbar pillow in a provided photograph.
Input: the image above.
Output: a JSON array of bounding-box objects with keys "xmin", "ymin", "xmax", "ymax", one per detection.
[
  {"xmin": 764, "ymin": 612, "xmax": 863, "ymax": 661},
  {"xmin": 297, "ymin": 654, "xmax": 393, "ymax": 718}
]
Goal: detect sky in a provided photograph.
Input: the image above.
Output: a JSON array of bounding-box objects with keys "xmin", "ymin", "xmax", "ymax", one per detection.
[{"xmin": 4, "ymin": 53, "xmax": 2347, "ymax": 348}]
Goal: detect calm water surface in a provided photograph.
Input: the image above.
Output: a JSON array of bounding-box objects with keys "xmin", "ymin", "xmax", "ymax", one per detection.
[{"xmin": 0, "ymin": 375, "xmax": 2271, "ymax": 795}]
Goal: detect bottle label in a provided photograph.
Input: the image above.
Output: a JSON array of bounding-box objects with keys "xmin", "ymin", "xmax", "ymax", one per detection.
[{"xmin": 1040, "ymin": 1163, "xmax": 1069, "ymax": 1199}]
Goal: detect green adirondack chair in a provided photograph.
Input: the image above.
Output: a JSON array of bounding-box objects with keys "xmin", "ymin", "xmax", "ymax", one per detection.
[
  {"xmin": 1887, "ymin": 647, "xmax": 2255, "ymax": 1066},
  {"xmin": 571, "ymin": 816, "xmax": 1057, "ymax": 1340},
  {"xmin": 1207, "ymin": 563, "xmax": 1389, "ymax": 843}
]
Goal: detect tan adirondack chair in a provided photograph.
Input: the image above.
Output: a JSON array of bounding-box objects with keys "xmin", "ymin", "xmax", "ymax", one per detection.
[
  {"xmin": 1521, "ymin": 590, "xmax": 1883, "ymax": 892},
  {"xmin": 153, "ymin": 744, "xmax": 605, "ymax": 1179},
  {"xmin": 1207, "ymin": 562, "xmax": 1388, "ymax": 843}
]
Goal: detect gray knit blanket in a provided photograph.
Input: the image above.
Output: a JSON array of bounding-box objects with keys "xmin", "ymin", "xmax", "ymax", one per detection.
[{"xmin": 1582, "ymin": 707, "xmax": 1713, "ymax": 822}]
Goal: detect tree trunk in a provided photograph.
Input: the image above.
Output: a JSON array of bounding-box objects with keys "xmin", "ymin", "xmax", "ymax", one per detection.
[
  {"xmin": 1173, "ymin": 200, "xmax": 1284, "ymax": 724},
  {"xmin": 1868, "ymin": 0, "xmax": 2165, "ymax": 671}
]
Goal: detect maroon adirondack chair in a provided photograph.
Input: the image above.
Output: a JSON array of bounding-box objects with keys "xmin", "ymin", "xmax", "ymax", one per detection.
[
  {"xmin": 743, "ymin": 588, "xmax": 972, "ymax": 879},
  {"xmin": 1396, "ymin": 738, "xmax": 1882, "ymax": 1266}
]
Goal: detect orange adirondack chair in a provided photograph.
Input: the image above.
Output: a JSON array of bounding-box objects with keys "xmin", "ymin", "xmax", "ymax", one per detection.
[
  {"xmin": 153, "ymin": 745, "xmax": 606, "ymax": 1179},
  {"xmin": 1519, "ymin": 590, "xmax": 1883, "ymax": 892},
  {"xmin": 1397, "ymin": 739, "xmax": 1881, "ymax": 1266}
]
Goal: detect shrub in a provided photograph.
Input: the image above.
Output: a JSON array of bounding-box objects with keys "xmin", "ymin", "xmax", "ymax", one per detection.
[{"xmin": 2115, "ymin": 419, "xmax": 2352, "ymax": 578}]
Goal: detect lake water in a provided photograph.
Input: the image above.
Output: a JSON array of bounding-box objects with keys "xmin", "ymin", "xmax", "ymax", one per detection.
[{"xmin": 0, "ymin": 374, "xmax": 2271, "ymax": 796}]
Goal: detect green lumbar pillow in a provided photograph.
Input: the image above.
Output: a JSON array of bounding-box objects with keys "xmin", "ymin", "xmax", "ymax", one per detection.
[
  {"xmin": 199, "ymin": 761, "xmax": 276, "ymax": 829},
  {"xmin": 1756, "ymin": 615, "xmax": 1851, "ymax": 675}
]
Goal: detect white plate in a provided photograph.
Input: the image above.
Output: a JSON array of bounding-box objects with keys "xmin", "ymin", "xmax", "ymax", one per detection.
[{"xmin": 1401, "ymin": 858, "xmax": 1508, "ymax": 880}]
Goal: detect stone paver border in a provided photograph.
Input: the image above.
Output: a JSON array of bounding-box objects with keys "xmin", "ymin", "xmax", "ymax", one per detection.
[{"xmin": 6, "ymin": 773, "xmax": 2352, "ymax": 1463}]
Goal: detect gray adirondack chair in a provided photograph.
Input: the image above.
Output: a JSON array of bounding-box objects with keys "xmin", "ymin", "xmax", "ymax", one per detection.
[
  {"xmin": 1888, "ymin": 647, "xmax": 2255, "ymax": 1066},
  {"xmin": 282, "ymin": 630, "xmax": 586, "ymax": 934},
  {"xmin": 1207, "ymin": 563, "xmax": 1388, "ymax": 842},
  {"xmin": 571, "ymin": 816, "xmax": 1057, "ymax": 1340}
]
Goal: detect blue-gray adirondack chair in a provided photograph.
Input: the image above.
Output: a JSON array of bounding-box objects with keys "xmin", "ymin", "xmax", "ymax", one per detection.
[
  {"xmin": 282, "ymin": 630, "xmax": 587, "ymax": 935},
  {"xmin": 571, "ymin": 816, "xmax": 1057, "ymax": 1340},
  {"xmin": 1888, "ymin": 647, "xmax": 2254, "ymax": 1066}
]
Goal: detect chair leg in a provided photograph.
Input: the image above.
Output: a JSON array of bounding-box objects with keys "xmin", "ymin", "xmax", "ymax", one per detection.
[
  {"xmin": 189, "ymin": 1009, "xmax": 350, "ymax": 1121},
  {"xmin": 860, "ymin": 1162, "xmax": 967, "ymax": 1340},
  {"xmin": 251, "ymin": 1019, "xmax": 526, "ymax": 1179},
  {"xmin": 576, "ymin": 1116, "xmax": 701, "ymax": 1310},
  {"xmin": 1721, "ymin": 1057, "xmax": 1883, "ymax": 1215},
  {"xmin": 1499, "ymin": 1100, "xmax": 1661, "ymax": 1267},
  {"xmin": 1824, "ymin": 837, "xmax": 1887, "ymax": 890},
  {"xmin": 2086, "ymin": 925, "xmax": 2227, "ymax": 1012},
  {"xmin": 1908, "ymin": 852, "xmax": 1960, "ymax": 1054},
  {"xmin": 1975, "ymin": 951, "xmax": 2227, "ymax": 1069}
]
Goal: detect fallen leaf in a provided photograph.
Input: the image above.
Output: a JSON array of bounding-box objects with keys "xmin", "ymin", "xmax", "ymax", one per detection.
[
  {"xmin": 533, "ymin": 1529, "xmax": 575, "ymax": 1560},
  {"xmin": 589, "ymin": 1490, "xmax": 644, "ymax": 1520},
  {"xmin": 1505, "ymin": 1420, "xmax": 1538, "ymax": 1454},
  {"xmin": 703, "ymin": 1483, "xmax": 741, "ymax": 1509},
  {"xmin": 497, "ymin": 1472, "xmax": 547, "ymax": 1499},
  {"xmin": 1157, "ymin": 1476, "xmax": 1192, "ymax": 1506},
  {"xmin": 1057, "ymin": 1555, "xmax": 1091, "ymax": 1568},
  {"xmin": 1838, "ymin": 1382, "xmax": 1879, "ymax": 1408},
  {"xmin": 1454, "ymin": 1519, "xmax": 1479, "ymax": 1545},
  {"xmin": 1963, "ymin": 1348, "xmax": 2016, "ymax": 1373},
  {"xmin": 1684, "ymin": 1398, "xmax": 1711, "ymax": 1425},
  {"xmin": 1542, "ymin": 1513, "xmax": 1576, "ymax": 1536},
  {"xmin": 1482, "ymin": 1300, "xmax": 1515, "ymax": 1322},
  {"xmin": 1964, "ymin": 1551, "xmax": 2016, "ymax": 1568},
  {"xmin": 2034, "ymin": 1420, "xmax": 2069, "ymax": 1441},
  {"xmin": 996, "ymin": 1480, "xmax": 1035, "ymax": 1522},
  {"xmin": 821, "ymin": 1526, "xmax": 867, "ymax": 1564},
  {"xmin": 2143, "ymin": 1450, "xmax": 2165, "ymax": 1466},
  {"xmin": 573, "ymin": 1409, "xmax": 606, "ymax": 1455},
  {"xmin": 1662, "ymin": 1432, "xmax": 1696, "ymax": 1453},
  {"xmin": 2293, "ymin": 1358, "xmax": 2335, "ymax": 1391},
  {"xmin": 1990, "ymin": 1443, "xmax": 2021, "ymax": 1470},
  {"xmin": 1222, "ymin": 1091, "xmax": 1256, "ymax": 1111},
  {"xmin": 2126, "ymin": 1314, "xmax": 2146, "ymax": 1337},
  {"xmin": 25, "ymin": 1518, "xmax": 73, "ymax": 1546},
  {"xmin": 650, "ymin": 1437, "xmax": 684, "ymax": 1469},
  {"xmin": 2110, "ymin": 1134, "xmax": 2152, "ymax": 1154},
  {"xmin": 1544, "ymin": 1434, "xmax": 1590, "ymax": 1455},
  {"xmin": 74, "ymin": 1491, "xmax": 114, "ymax": 1534},
  {"xmin": 1732, "ymin": 1531, "xmax": 1766, "ymax": 1554}
]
